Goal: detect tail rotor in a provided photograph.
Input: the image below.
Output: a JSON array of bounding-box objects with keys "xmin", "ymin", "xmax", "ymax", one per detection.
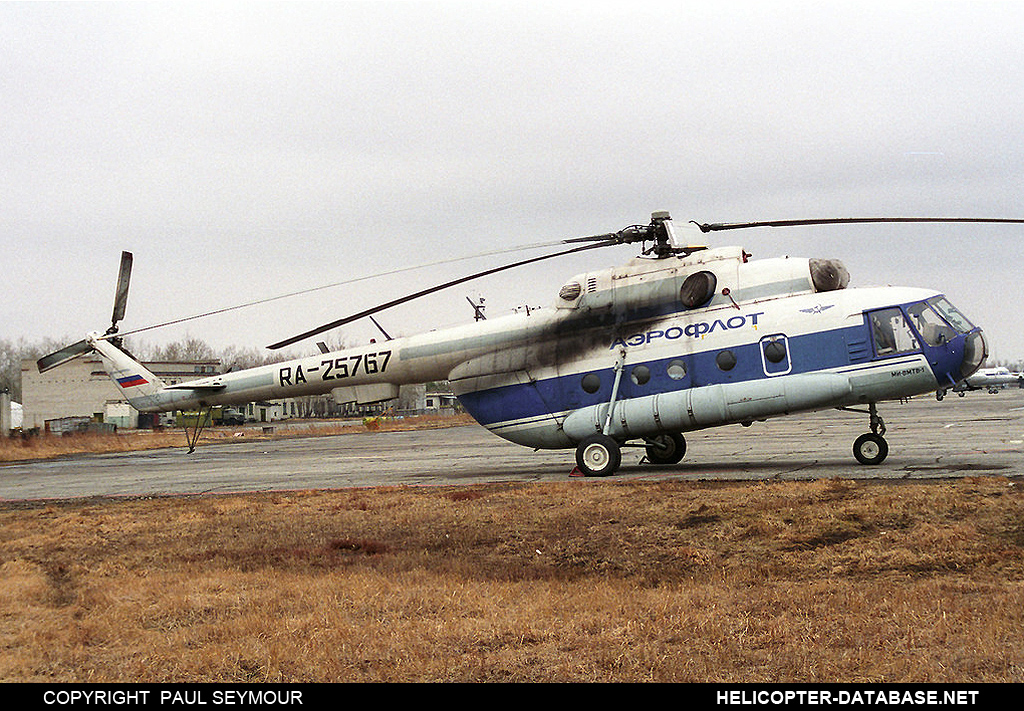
[
  {"xmin": 36, "ymin": 339, "xmax": 94, "ymax": 373},
  {"xmin": 107, "ymin": 250, "xmax": 133, "ymax": 338},
  {"xmin": 37, "ymin": 251, "xmax": 134, "ymax": 373}
]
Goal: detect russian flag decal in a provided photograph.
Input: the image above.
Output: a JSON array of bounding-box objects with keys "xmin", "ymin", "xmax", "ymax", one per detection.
[{"xmin": 117, "ymin": 374, "xmax": 149, "ymax": 388}]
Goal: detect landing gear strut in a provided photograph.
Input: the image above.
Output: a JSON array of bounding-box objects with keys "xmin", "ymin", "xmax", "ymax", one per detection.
[
  {"xmin": 575, "ymin": 348, "xmax": 628, "ymax": 477},
  {"xmin": 848, "ymin": 402, "xmax": 888, "ymax": 465},
  {"xmin": 183, "ymin": 406, "xmax": 211, "ymax": 454}
]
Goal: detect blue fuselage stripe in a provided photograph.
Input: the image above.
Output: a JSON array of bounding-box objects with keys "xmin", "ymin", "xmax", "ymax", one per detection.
[{"xmin": 457, "ymin": 324, "xmax": 869, "ymax": 427}]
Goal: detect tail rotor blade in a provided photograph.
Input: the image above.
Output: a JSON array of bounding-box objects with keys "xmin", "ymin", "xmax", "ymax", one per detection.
[
  {"xmin": 36, "ymin": 339, "xmax": 94, "ymax": 373},
  {"xmin": 110, "ymin": 251, "xmax": 133, "ymax": 330}
]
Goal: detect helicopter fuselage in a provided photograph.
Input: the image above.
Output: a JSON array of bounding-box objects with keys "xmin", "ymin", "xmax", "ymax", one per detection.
[{"xmin": 91, "ymin": 241, "xmax": 986, "ymax": 473}]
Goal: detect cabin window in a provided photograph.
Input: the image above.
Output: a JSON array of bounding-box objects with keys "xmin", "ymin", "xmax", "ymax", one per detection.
[
  {"xmin": 868, "ymin": 308, "xmax": 919, "ymax": 356},
  {"xmin": 630, "ymin": 365, "xmax": 651, "ymax": 386},
  {"xmin": 906, "ymin": 302, "xmax": 957, "ymax": 347},
  {"xmin": 760, "ymin": 334, "xmax": 791, "ymax": 376},
  {"xmin": 763, "ymin": 339, "xmax": 787, "ymax": 363},
  {"xmin": 716, "ymin": 350, "xmax": 737, "ymax": 371},
  {"xmin": 581, "ymin": 373, "xmax": 601, "ymax": 394},
  {"xmin": 667, "ymin": 360, "xmax": 687, "ymax": 380},
  {"xmin": 679, "ymin": 271, "xmax": 717, "ymax": 308}
]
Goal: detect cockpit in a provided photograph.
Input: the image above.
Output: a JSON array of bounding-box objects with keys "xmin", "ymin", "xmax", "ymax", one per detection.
[{"xmin": 868, "ymin": 296, "xmax": 986, "ymax": 385}]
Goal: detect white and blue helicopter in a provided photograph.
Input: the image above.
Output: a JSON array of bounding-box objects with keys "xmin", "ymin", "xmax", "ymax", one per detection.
[{"xmin": 38, "ymin": 212, "xmax": 1006, "ymax": 476}]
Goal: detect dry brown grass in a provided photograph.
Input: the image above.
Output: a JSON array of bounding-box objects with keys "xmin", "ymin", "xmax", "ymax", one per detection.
[
  {"xmin": 1, "ymin": 476, "xmax": 1022, "ymax": 682},
  {"xmin": 0, "ymin": 414, "xmax": 476, "ymax": 463}
]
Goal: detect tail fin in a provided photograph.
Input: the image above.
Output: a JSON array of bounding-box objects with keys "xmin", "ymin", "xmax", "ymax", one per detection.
[{"xmin": 87, "ymin": 333, "xmax": 168, "ymax": 412}]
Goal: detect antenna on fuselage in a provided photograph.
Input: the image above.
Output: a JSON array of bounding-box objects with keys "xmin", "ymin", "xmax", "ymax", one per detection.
[{"xmin": 467, "ymin": 296, "xmax": 487, "ymax": 321}]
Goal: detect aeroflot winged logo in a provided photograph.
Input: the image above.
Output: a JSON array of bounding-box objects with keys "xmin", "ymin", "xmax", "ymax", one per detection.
[
  {"xmin": 116, "ymin": 374, "xmax": 149, "ymax": 388},
  {"xmin": 799, "ymin": 304, "xmax": 835, "ymax": 315}
]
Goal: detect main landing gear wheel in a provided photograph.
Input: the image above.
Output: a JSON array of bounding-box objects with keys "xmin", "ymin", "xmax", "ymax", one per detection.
[
  {"xmin": 853, "ymin": 432, "xmax": 889, "ymax": 465},
  {"xmin": 843, "ymin": 402, "xmax": 889, "ymax": 465},
  {"xmin": 644, "ymin": 432, "xmax": 686, "ymax": 465},
  {"xmin": 575, "ymin": 433, "xmax": 622, "ymax": 477}
]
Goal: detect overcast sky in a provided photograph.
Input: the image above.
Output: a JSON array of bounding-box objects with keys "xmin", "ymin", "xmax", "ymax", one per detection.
[{"xmin": 4, "ymin": 1, "xmax": 1024, "ymax": 364}]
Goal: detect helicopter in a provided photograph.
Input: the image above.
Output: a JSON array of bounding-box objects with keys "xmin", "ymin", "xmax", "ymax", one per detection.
[{"xmin": 37, "ymin": 211, "xmax": 1007, "ymax": 475}]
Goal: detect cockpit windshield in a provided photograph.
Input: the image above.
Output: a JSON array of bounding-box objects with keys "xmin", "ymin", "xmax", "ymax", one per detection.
[
  {"xmin": 927, "ymin": 296, "xmax": 975, "ymax": 334},
  {"xmin": 906, "ymin": 301, "xmax": 957, "ymax": 346}
]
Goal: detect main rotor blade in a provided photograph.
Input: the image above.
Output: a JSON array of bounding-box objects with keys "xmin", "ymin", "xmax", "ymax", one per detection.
[
  {"xmin": 114, "ymin": 239, "xmax": 588, "ymax": 341},
  {"xmin": 692, "ymin": 217, "xmax": 1024, "ymax": 233},
  {"xmin": 266, "ymin": 240, "xmax": 615, "ymax": 350},
  {"xmin": 110, "ymin": 251, "xmax": 133, "ymax": 328},
  {"xmin": 36, "ymin": 339, "xmax": 94, "ymax": 373}
]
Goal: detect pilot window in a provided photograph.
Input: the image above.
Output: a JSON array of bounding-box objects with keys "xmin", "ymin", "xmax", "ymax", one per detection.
[
  {"xmin": 869, "ymin": 308, "xmax": 919, "ymax": 356},
  {"xmin": 927, "ymin": 296, "xmax": 975, "ymax": 334},
  {"xmin": 906, "ymin": 302, "xmax": 956, "ymax": 346}
]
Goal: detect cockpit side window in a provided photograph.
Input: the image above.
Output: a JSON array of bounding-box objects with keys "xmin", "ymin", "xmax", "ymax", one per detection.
[
  {"xmin": 927, "ymin": 296, "xmax": 975, "ymax": 334},
  {"xmin": 906, "ymin": 301, "xmax": 957, "ymax": 347},
  {"xmin": 869, "ymin": 308, "xmax": 919, "ymax": 356}
]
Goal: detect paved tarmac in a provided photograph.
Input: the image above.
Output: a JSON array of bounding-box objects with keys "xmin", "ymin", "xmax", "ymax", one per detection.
[{"xmin": 1, "ymin": 391, "xmax": 1022, "ymax": 502}]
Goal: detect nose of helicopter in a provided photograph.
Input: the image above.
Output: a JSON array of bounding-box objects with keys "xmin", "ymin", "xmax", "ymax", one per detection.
[{"xmin": 958, "ymin": 329, "xmax": 987, "ymax": 381}]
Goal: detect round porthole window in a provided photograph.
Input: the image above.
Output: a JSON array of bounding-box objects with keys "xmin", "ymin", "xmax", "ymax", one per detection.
[
  {"xmin": 716, "ymin": 350, "xmax": 737, "ymax": 371},
  {"xmin": 667, "ymin": 360, "xmax": 687, "ymax": 380},
  {"xmin": 630, "ymin": 365, "xmax": 651, "ymax": 386},
  {"xmin": 581, "ymin": 373, "xmax": 601, "ymax": 394},
  {"xmin": 763, "ymin": 339, "xmax": 787, "ymax": 363}
]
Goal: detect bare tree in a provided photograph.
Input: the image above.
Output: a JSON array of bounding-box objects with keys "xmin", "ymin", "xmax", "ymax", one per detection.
[
  {"xmin": 144, "ymin": 337, "xmax": 218, "ymax": 362},
  {"xmin": 0, "ymin": 336, "xmax": 68, "ymax": 401}
]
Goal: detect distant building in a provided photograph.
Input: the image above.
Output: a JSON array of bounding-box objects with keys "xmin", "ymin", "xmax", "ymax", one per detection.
[
  {"xmin": 424, "ymin": 383, "xmax": 458, "ymax": 412},
  {"xmin": 20, "ymin": 355, "xmax": 220, "ymax": 431},
  {"xmin": 0, "ymin": 390, "xmax": 19, "ymax": 435},
  {"xmin": 244, "ymin": 401, "xmax": 285, "ymax": 424},
  {"xmin": 396, "ymin": 382, "xmax": 458, "ymax": 415}
]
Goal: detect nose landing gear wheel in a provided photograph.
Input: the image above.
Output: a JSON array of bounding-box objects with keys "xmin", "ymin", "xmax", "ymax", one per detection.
[
  {"xmin": 853, "ymin": 432, "xmax": 888, "ymax": 465},
  {"xmin": 575, "ymin": 434, "xmax": 622, "ymax": 477}
]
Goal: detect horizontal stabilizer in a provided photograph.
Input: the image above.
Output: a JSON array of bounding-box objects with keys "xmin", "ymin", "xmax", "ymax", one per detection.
[
  {"xmin": 164, "ymin": 382, "xmax": 226, "ymax": 391},
  {"xmin": 36, "ymin": 340, "xmax": 94, "ymax": 373}
]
